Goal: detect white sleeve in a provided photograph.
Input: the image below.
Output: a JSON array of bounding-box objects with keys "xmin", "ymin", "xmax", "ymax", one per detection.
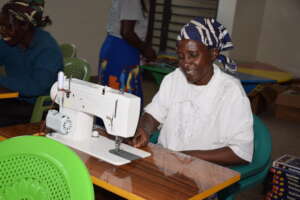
[
  {"xmin": 144, "ymin": 76, "xmax": 172, "ymax": 124},
  {"xmin": 119, "ymin": 0, "xmax": 143, "ymax": 21},
  {"xmin": 221, "ymin": 89, "xmax": 254, "ymax": 162}
]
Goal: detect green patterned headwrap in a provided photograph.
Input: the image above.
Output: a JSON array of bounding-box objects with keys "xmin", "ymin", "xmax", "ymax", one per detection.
[{"xmin": 3, "ymin": 0, "xmax": 49, "ymax": 27}]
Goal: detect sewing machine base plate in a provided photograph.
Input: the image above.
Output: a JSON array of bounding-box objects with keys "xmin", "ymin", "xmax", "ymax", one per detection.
[
  {"xmin": 109, "ymin": 149, "xmax": 142, "ymax": 161},
  {"xmin": 47, "ymin": 133, "xmax": 151, "ymax": 166}
]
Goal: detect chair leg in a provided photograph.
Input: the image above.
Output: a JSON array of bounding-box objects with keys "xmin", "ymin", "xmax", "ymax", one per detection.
[
  {"xmin": 30, "ymin": 97, "xmax": 44, "ymax": 123},
  {"xmin": 30, "ymin": 95, "xmax": 52, "ymax": 123}
]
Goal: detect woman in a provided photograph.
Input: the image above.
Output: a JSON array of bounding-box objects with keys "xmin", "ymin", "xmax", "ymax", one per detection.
[
  {"xmin": 0, "ymin": 0, "xmax": 63, "ymax": 127},
  {"xmin": 131, "ymin": 17, "xmax": 254, "ymax": 167},
  {"xmin": 98, "ymin": 0, "xmax": 156, "ymax": 103}
]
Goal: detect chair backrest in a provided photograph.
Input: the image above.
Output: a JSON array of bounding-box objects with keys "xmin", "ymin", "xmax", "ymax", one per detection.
[
  {"xmin": 30, "ymin": 57, "xmax": 91, "ymax": 123},
  {"xmin": 0, "ymin": 136, "xmax": 94, "ymax": 200},
  {"xmin": 60, "ymin": 43, "xmax": 77, "ymax": 58},
  {"xmin": 64, "ymin": 57, "xmax": 91, "ymax": 81}
]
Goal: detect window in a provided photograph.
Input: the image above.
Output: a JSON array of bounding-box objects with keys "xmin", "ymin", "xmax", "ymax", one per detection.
[{"xmin": 148, "ymin": 0, "xmax": 219, "ymax": 53}]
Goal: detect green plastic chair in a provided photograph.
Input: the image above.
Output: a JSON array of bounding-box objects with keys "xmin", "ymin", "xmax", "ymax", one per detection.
[
  {"xmin": 219, "ymin": 115, "xmax": 272, "ymax": 200},
  {"xmin": 30, "ymin": 57, "xmax": 91, "ymax": 123},
  {"xmin": 0, "ymin": 136, "xmax": 94, "ymax": 200},
  {"xmin": 63, "ymin": 57, "xmax": 91, "ymax": 81},
  {"xmin": 149, "ymin": 115, "xmax": 272, "ymax": 199},
  {"xmin": 60, "ymin": 43, "xmax": 77, "ymax": 58}
]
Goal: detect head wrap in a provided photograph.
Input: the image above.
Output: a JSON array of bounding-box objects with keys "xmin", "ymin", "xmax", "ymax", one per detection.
[
  {"xmin": 3, "ymin": 0, "xmax": 48, "ymax": 27},
  {"xmin": 177, "ymin": 17, "xmax": 237, "ymax": 73}
]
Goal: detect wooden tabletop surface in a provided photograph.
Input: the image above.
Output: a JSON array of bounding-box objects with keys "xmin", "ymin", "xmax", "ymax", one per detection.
[
  {"xmin": 0, "ymin": 123, "xmax": 240, "ymax": 200},
  {"xmin": 237, "ymin": 62, "xmax": 293, "ymax": 83},
  {"xmin": 0, "ymin": 86, "xmax": 19, "ymax": 99},
  {"xmin": 0, "ymin": 122, "xmax": 41, "ymax": 141}
]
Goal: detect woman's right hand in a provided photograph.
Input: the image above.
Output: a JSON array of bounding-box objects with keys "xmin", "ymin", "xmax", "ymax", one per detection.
[{"xmin": 130, "ymin": 127, "xmax": 150, "ymax": 148}]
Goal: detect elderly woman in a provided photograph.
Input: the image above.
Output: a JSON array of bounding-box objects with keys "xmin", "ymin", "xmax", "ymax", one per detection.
[
  {"xmin": 131, "ymin": 17, "xmax": 254, "ymax": 166},
  {"xmin": 0, "ymin": 0, "xmax": 63, "ymax": 127}
]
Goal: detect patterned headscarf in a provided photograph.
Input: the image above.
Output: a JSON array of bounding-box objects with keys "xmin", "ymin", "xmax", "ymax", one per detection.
[
  {"xmin": 177, "ymin": 17, "xmax": 237, "ymax": 73},
  {"xmin": 3, "ymin": 0, "xmax": 48, "ymax": 27}
]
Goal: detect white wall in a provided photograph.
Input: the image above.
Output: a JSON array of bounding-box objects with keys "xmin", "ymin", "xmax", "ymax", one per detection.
[
  {"xmin": 1, "ymin": 0, "xmax": 299, "ymax": 77},
  {"xmin": 256, "ymin": 0, "xmax": 300, "ymax": 77},
  {"xmin": 230, "ymin": 0, "xmax": 266, "ymax": 62},
  {"xmin": 0, "ymin": 0, "xmax": 111, "ymax": 75},
  {"xmin": 216, "ymin": 0, "xmax": 237, "ymax": 35},
  {"xmin": 227, "ymin": 0, "xmax": 300, "ymax": 77}
]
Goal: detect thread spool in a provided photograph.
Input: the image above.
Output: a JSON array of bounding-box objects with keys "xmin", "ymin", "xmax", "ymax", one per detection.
[{"xmin": 58, "ymin": 71, "xmax": 64, "ymax": 90}]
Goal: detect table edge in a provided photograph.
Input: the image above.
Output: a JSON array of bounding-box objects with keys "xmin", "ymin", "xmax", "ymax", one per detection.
[{"xmin": 0, "ymin": 92, "xmax": 19, "ymax": 99}]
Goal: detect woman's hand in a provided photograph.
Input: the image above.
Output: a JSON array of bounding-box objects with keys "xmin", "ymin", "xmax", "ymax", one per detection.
[
  {"xmin": 121, "ymin": 20, "xmax": 156, "ymax": 62},
  {"xmin": 128, "ymin": 113, "xmax": 159, "ymax": 147},
  {"xmin": 130, "ymin": 127, "xmax": 150, "ymax": 148}
]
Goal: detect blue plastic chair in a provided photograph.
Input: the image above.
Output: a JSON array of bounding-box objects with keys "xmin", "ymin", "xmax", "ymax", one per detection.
[{"xmin": 149, "ymin": 115, "xmax": 272, "ymax": 200}]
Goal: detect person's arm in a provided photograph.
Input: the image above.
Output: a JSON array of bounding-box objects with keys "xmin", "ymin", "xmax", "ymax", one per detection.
[
  {"xmin": 131, "ymin": 71, "xmax": 174, "ymax": 147},
  {"xmin": 0, "ymin": 40, "xmax": 9, "ymax": 66},
  {"xmin": 0, "ymin": 68, "xmax": 54, "ymax": 96},
  {"xmin": 183, "ymin": 147, "xmax": 249, "ymax": 166},
  {"xmin": 131, "ymin": 112, "xmax": 160, "ymax": 147},
  {"xmin": 120, "ymin": 20, "xmax": 156, "ymax": 61},
  {"xmin": 0, "ymin": 48, "xmax": 63, "ymax": 97}
]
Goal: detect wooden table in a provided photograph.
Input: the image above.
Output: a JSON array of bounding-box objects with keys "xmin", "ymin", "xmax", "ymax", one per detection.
[
  {"xmin": 0, "ymin": 123, "xmax": 240, "ymax": 200},
  {"xmin": 236, "ymin": 62, "xmax": 293, "ymax": 93},
  {"xmin": 0, "ymin": 85, "xmax": 19, "ymax": 99},
  {"xmin": 237, "ymin": 62, "xmax": 293, "ymax": 83}
]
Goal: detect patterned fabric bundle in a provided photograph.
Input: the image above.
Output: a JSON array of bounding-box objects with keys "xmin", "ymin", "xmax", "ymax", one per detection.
[
  {"xmin": 4, "ymin": 0, "xmax": 45, "ymax": 27},
  {"xmin": 177, "ymin": 17, "xmax": 237, "ymax": 73}
]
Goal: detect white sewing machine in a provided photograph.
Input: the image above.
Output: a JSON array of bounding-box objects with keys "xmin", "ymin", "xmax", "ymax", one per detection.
[{"xmin": 45, "ymin": 72, "xmax": 150, "ymax": 166}]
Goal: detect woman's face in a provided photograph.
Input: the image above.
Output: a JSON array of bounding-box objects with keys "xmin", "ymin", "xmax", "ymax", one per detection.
[
  {"xmin": 0, "ymin": 13, "xmax": 24, "ymax": 46},
  {"xmin": 177, "ymin": 39, "xmax": 217, "ymax": 85}
]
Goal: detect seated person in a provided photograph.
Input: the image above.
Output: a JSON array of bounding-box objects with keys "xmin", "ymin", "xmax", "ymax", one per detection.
[
  {"xmin": 0, "ymin": 0, "xmax": 63, "ymax": 127},
  {"xmin": 131, "ymin": 17, "xmax": 254, "ymax": 166}
]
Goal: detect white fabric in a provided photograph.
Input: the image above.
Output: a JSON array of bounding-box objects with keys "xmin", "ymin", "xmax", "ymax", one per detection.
[
  {"xmin": 106, "ymin": 0, "xmax": 148, "ymax": 40},
  {"xmin": 145, "ymin": 65, "xmax": 254, "ymax": 162}
]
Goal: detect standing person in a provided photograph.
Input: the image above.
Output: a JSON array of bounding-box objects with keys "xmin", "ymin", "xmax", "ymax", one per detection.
[
  {"xmin": 98, "ymin": 0, "xmax": 156, "ymax": 103},
  {"xmin": 131, "ymin": 17, "xmax": 254, "ymax": 166},
  {"xmin": 0, "ymin": 0, "xmax": 63, "ymax": 127}
]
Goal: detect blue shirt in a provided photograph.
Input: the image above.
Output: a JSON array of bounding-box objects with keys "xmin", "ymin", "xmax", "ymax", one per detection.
[{"xmin": 0, "ymin": 28, "xmax": 63, "ymax": 103}]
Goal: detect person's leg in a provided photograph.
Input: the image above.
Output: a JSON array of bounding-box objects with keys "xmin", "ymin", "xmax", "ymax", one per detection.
[
  {"xmin": 124, "ymin": 65, "xmax": 144, "ymax": 106},
  {"xmin": 0, "ymin": 99, "xmax": 34, "ymax": 127}
]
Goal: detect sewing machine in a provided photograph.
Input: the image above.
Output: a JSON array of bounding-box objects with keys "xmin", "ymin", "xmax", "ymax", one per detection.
[{"xmin": 45, "ymin": 72, "xmax": 151, "ymax": 166}]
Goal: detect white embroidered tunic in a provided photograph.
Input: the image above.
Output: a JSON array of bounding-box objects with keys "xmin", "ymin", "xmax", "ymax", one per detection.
[{"xmin": 145, "ymin": 65, "xmax": 254, "ymax": 162}]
